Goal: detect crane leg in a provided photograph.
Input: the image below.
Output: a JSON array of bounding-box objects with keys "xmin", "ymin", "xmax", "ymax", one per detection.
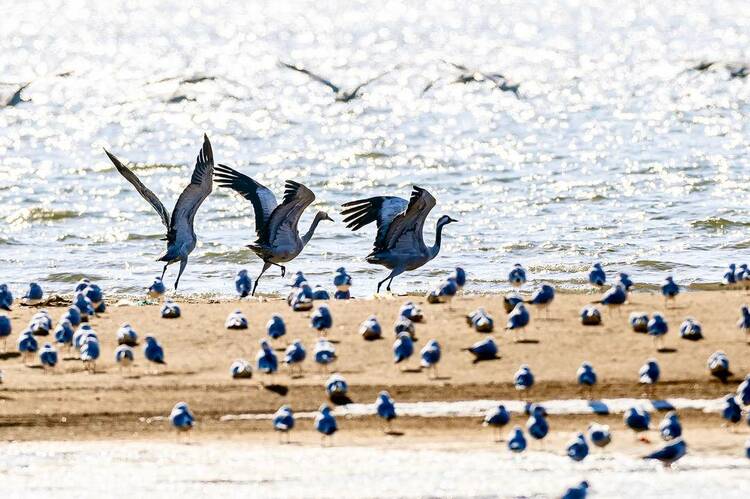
[{"xmin": 252, "ymin": 262, "xmax": 272, "ymax": 296}]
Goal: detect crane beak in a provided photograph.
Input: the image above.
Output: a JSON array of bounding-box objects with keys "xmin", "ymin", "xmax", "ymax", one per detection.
[{"xmin": 448, "ymin": 217, "xmax": 458, "ymax": 223}]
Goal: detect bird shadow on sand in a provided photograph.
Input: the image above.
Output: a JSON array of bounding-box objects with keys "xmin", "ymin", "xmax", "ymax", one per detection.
[
  {"xmin": 327, "ymin": 339, "xmax": 342, "ymax": 344},
  {"xmin": 537, "ymin": 317, "xmax": 564, "ymax": 322},
  {"xmin": 385, "ymin": 430, "xmax": 405, "ymax": 437},
  {"xmin": 432, "ymin": 375, "xmax": 452, "ymax": 381},
  {"xmin": 472, "ymin": 356, "xmax": 502, "ymax": 364},
  {"xmin": 587, "ymin": 400, "xmax": 610, "ymax": 415},
  {"xmin": 516, "ymin": 339, "xmax": 540, "ymax": 344},
  {"xmin": 657, "ymin": 347, "xmax": 678, "ymax": 354},
  {"xmin": 400, "ymin": 368, "xmax": 423, "ymax": 374},
  {"xmin": 263, "ymin": 384, "xmax": 289, "ymax": 396},
  {"xmin": 330, "ymin": 394, "xmax": 353, "ymax": 405},
  {"xmin": 0, "ymin": 352, "xmax": 21, "ymax": 360},
  {"xmin": 651, "ymin": 400, "xmax": 676, "ymax": 411},
  {"xmin": 27, "ymin": 365, "xmax": 44, "ymax": 370}
]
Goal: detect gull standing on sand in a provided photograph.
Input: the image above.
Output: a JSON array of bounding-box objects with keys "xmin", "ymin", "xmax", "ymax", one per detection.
[
  {"xmin": 467, "ymin": 337, "xmax": 499, "ymax": 362},
  {"xmin": 508, "ymin": 426, "xmax": 527, "ymax": 453},
  {"xmin": 514, "ymin": 364, "xmax": 535, "ymax": 391},
  {"xmin": 630, "ymin": 312, "xmax": 648, "ymax": 333},
  {"xmin": 588, "ymin": 263, "xmax": 606, "ymax": 288},
  {"xmin": 359, "ymin": 316, "xmax": 382, "ymax": 340},
  {"xmin": 342, "ymin": 186, "xmax": 457, "ymax": 293},
  {"xmin": 214, "ymin": 164, "xmax": 333, "ymax": 296},
  {"xmin": 116, "ymin": 323, "xmax": 138, "ymax": 347},
  {"xmin": 679, "ymin": 318, "xmax": 703, "ymax": 341},
  {"xmin": 105, "ymin": 135, "xmax": 214, "ymax": 289},
  {"xmin": 527, "ymin": 284, "xmax": 554, "ymax": 318},
  {"xmin": 580, "ymin": 305, "xmax": 602, "ymax": 326},
  {"xmin": 526, "ymin": 405, "xmax": 549, "ymax": 443},
  {"xmin": 147, "ymin": 277, "xmax": 166, "ymax": 300},
  {"xmin": 467, "ymin": 308, "xmax": 494, "ymax": 333},
  {"xmin": 451, "ymin": 267, "xmax": 467, "ymax": 291},
  {"xmin": 567, "ymin": 433, "xmax": 589, "ymax": 461},
  {"xmin": 661, "ymin": 276, "xmax": 679, "ymax": 307},
  {"xmin": 722, "ymin": 395, "xmax": 742, "ymax": 425},
  {"xmin": 161, "ymin": 299, "xmax": 181, "ymax": 318},
  {"xmin": 115, "ymin": 344, "xmax": 135, "ymax": 373},
  {"xmin": 737, "ymin": 305, "xmax": 750, "ymax": 342},
  {"xmin": 39, "ymin": 343, "xmax": 57, "ymax": 372},
  {"xmin": 639, "ymin": 359, "xmax": 660, "ymax": 397},
  {"xmin": 505, "ymin": 302, "xmax": 530, "ymax": 341},
  {"xmin": 483, "ymin": 405, "xmax": 510, "ymax": 441},
  {"xmin": 724, "ymin": 264, "xmax": 737, "ymax": 287},
  {"xmin": 588, "ymin": 423, "xmax": 611, "ymax": 448},
  {"xmin": 0, "ymin": 315, "xmax": 11, "ymax": 351},
  {"xmin": 562, "ymin": 481, "xmax": 589, "ymax": 499},
  {"xmin": 737, "ymin": 375, "xmax": 750, "ymax": 406},
  {"xmin": 315, "ymin": 404, "xmax": 338, "ymax": 445},
  {"xmin": 170, "ymin": 402, "xmax": 194, "ymax": 435},
  {"xmin": 595, "ymin": 283, "xmax": 627, "ymax": 313},
  {"xmin": 707, "ymin": 351, "xmax": 731, "ymax": 383},
  {"xmin": 144, "ymin": 336, "xmax": 166, "ymax": 373},
  {"xmin": 311, "ymin": 305, "xmax": 333, "ymax": 335},
  {"xmin": 17, "ymin": 330, "xmax": 38, "ymax": 364},
  {"xmin": 235, "ymin": 270, "xmax": 252, "ymax": 299},
  {"xmin": 624, "ymin": 406, "xmax": 650, "ymax": 441},
  {"xmin": 284, "ymin": 340, "xmax": 306, "ymax": 376},
  {"xmin": 399, "ymin": 302, "xmax": 424, "ymax": 322},
  {"xmin": 644, "ymin": 438, "xmax": 686, "ymax": 467},
  {"xmin": 508, "ymin": 264, "xmax": 526, "ymax": 288},
  {"xmin": 420, "ymin": 339, "xmax": 441, "ymax": 378},
  {"xmin": 266, "ymin": 314, "xmax": 286, "ymax": 340},
  {"xmin": 80, "ymin": 336, "xmax": 100, "ymax": 373},
  {"xmin": 0, "ymin": 283, "xmax": 13, "ymax": 310},
  {"xmin": 376, "ymin": 391, "xmax": 397, "ymax": 432},
  {"xmin": 29, "ymin": 310, "xmax": 52, "ymax": 336},
  {"xmin": 230, "ymin": 359, "xmax": 253, "ymax": 379},
  {"xmin": 577, "ymin": 362, "xmax": 597, "ymax": 398},
  {"xmin": 225, "ymin": 310, "xmax": 248, "ymax": 330},
  {"xmin": 647, "ymin": 313, "xmax": 668, "ymax": 350},
  {"xmin": 393, "ymin": 331, "xmax": 415, "ymax": 366},
  {"xmin": 333, "ymin": 267, "xmax": 352, "ymax": 300},
  {"xmin": 256, "ymin": 339, "xmax": 278, "ymax": 375},
  {"xmin": 63, "ymin": 306, "xmax": 81, "ymax": 327},
  {"xmin": 273, "ymin": 405, "xmax": 295, "ymax": 443},
  {"xmin": 659, "ymin": 411, "xmax": 682, "ymax": 440},
  {"xmin": 22, "ymin": 282, "xmax": 44, "ymax": 305},
  {"xmin": 616, "ymin": 272, "xmax": 634, "ymax": 291},
  {"xmin": 325, "ymin": 373, "xmax": 348, "ymax": 398},
  {"xmin": 72, "ymin": 293, "xmax": 94, "ymax": 322},
  {"xmin": 314, "ymin": 338, "xmax": 337, "ymax": 371}
]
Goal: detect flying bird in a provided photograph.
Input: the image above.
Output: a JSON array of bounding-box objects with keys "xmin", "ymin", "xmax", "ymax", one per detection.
[
  {"xmin": 422, "ymin": 60, "xmax": 520, "ymax": 97},
  {"xmin": 105, "ymin": 135, "xmax": 214, "ymax": 289},
  {"xmin": 279, "ymin": 61, "xmax": 392, "ymax": 102},
  {"xmin": 342, "ymin": 186, "xmax": 457, "ymax": 293},
  {"xmin": 213, "ymin": 163, "xmax": 332, "ymax": 295}
]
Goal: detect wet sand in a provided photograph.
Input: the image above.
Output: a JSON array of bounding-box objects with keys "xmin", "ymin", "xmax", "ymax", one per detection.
[{"xmin": 1, "ymin": 290, "xmax": 749, "ymax": 454}]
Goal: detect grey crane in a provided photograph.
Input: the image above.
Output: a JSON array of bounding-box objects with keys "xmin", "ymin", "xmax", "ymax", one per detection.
[
  {"xmin": 342, "ymin": 186, "xmax": 457, "ymax": 293},
  {"xmin": 422, "ymin": 60, "xmax": 520, "ymax": 97},
  {"xmin": 214, "ymin": 164, "xmax": 333, "ymax": 295},
  {"xmin": 279, "ymin": 61, "xmax": 391, "ymax": 102},
  {"xmin": 104, "ymin": 135, "xmax": 214, "ymax": 290}
]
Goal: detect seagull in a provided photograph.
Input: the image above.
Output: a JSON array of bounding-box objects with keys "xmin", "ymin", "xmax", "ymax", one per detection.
[
  {"xmin": 483, "ymin": 405, "xmax": 510, "ymax": 441},
  {"xmin": 289, "ymin": 284, "xmax": 314, "ymax": 311},
  {"xmin": 616, "ymin": 272, "xmax": 634, "ymax": 291},
  {"xmin": 39, "ymin": 343, "xmax": 58, "ymax": 372},
  {"xmin": 526, "ymin": 404, "xmax": 549, "ymax": 442},
  {"xmin": 624, "ymin": 406, "xmax": 651, "ymax": 441},
  {"xmin": 225, "ymin": 309, "xmax": 248, "ymax": 330},
  {"xmin": 72, "ymin": 293, "xmax": 94, "ymax": 321},
  {"xmin": 451, "ymin": 267, "xmax": 466, "ymax": 290},
  {"xmin": 73, "ymin": 324, "xmax": 97, "ymax": 355},
  {"xmin": 708, "ymin": 351, "xmax": 732, "ymax": 383},
  {"xmin": 427, "ymin": 278, "xmax": 458, "ymax": 306},
  {"xmin": 144, "ymin": 335, "xmax": 166, "ymax": 373},
  {"xmin": 466, "ymin": 338, "xmax": 499, "ymax": 362},
  {"xmin": 314, "ymin": 338, "xmax": 337, "ymax": 371},
  {"xmin": 0, "ymin": 283, "xmax": 13, "ymax": 310},
  {"xmin": 514, "ymin": 364, "xmax": 535, "ymax": 391},
  {"xmin": 567, "ymin": 433, "xmax": 589, "ymax": 462},
  {"xmin": 661, "ymin": 276, "xmax": 679, "ymax": 307},
  {"xmin": 644, "ymin": 438, "xmax": 686, "ymax": 467},
  {"xmin": 161, "ymin": 299, "xmax": 181, "ymax": 319},
  {"xmin": 723, "ymin": 264, "xmax": 737, "ymax": 287},
  {"xmin": 325, "ymin": 373, "xmax": 348, "ymax": 399},
  {"xmin": 29, "ymin": 310, "xmax": 52, "ymax": 336},
  {"xmin": 737, "ymin": 305, "xmax": 750, "ymax": 343},
  {"xmin": 214, "ymin": 164, "xmax": 333, "ymax": 295},
  {"xmin": 508, "ymin": 264, "xmax": 527, "ymax": 288},
  {"xmin": 467, "ymin": 308, "xmax": 494, "ymax": 333},
  {"xmin": 376, "ymin": 391, "xmax": 397, "ymax": 433},
  {"xmin": 679, "ymin": 318, "xmax": 703, "ymax": 341},
  {"xmin": 266, "ymin": 314, "xmax": 286, "ymax": 339},
  {"xmin": 588, "ymin": 423, "xmax": 611, "ymax": 448},
  {"xmin": 722, "ymin": 395, "xmax": 742, "ymax": 426},
  {"xmin": 22, "ymin": 282, "xmax": 44, "ymax": 305},
  {"xmin": 82, "ymin": 283, "xmax": 104, "ymax": 312},
  {"xmin": 0, "ymin": 315, "xmax": 11, "ymax": 351},
  {"xmin": 80, "ymin": 336, "xmax": 100, "ymax": 373},
  {"xmin": 647, "ymin": 314, "xmax": 668, "ymax": 350},
  {"xmin": 503, "ymin": 291, "xmax": 523, "ymax": 313},
  {"xmin": 507, "ymin": 426, "xmax": 527, "ymax": 453},
  {"xmin": 630, "ymin": 312, "xmax": 649, "ymax": 333},
  {"xmin": 505, "ymin": 302, "xmax": 530, "ymax": 341},
  {"xmin": 737, "ymin": 374, "xmax": 750, "ymax": 406},
  {"xmin": 561, "ymin": 481, "xmax": 589, "ymax": 499},
  {"xmin": 399, "ymin": 302, "xmax": 424, "ymax": 322},
  {"xmin": 116, "ymin": 323, "xmax": 139, "ymax": 347},
  {"xmin": 314, "ymin": 404, "xmax": 338, "ymax": 446},
  {"xmin": 290, "ymin": 271, "xmax": 307, "ymax": 288},
  {"xmin": 359, "ymin": 316, "xmax": 382, "ymax": 341},
  {"xmin": 394, "ymin": 318, "xmax": 416, "ymax": 339},
  {"xmin": 311, "ymin": 305, "xmax": 333, "ymax": 335},
  {"xmin": 115, "ymin": 344, "xmax": 135, "ymax": 373},
  {"xmin": 580, "ymin": 305, "xmax": 602, "ymax": 326},
  {"xmin": 230, "ymin": 358, "xmax": 253, "ymax": 379},
  {"xmin": 420, "ymin": 339, "xmax": 441, "ymax": 378},
  {"xmin": 105, "ymin": 135, "xmax": 214, "ymax": 289},
  {"xmin": 279, "ymin": 61, "xmax": 392, "ymax": 102},
  {"xmin": 746, "ymin": 439, "xmax": 750, "ymax": 460},
  {"xmin": 639, "ymin": 359, "xmax": 660, "ymax": 397},
  {"xmin": 169, "ymin": 402, "xmax": 195, "ymax": 435},
  {"xmin": 393, "ymin": 331, "xmax": 414, "ymax": 366},
  {"xmin": 256, "ymin": 339, "xmax": 278, "ymax": 375},
  {"xmin": 273, "ymin": 405, "xmax": 295, "ymax": 443},
  {"xmin": 588, "ymin": 263, "xmax": 606, "ymax": 288},
  {"xmin": 17, "ymin": 330, "xmax": 38, "ymax": 364},
  {"xmin": 659, "ymin": 411, "xmax": 682, "ymax": 441},
  {"xmin": 1, "ymin": 82, "xmax": 31, "ymax": 107},
  {"xmin": 526, "ymin": 284, "xmax": 554, "ymax": 318},
  {"xmin": 312, "ymin": 286, "xmax": 331, "ymax": 301},
  {"xmin": 54, "ymin": 320, "xmax": 74, "ymax": 352},
  {"xmin": 342, "ymin": 186, "xmax": 457, "ymax": 293},
  {"xmin": 284, "ymin": 340, "xmax": 306, "ymax": 377},
  {"xmin": 594, "ymin": 283, "xmax": 627, "ymax": 313},
  {"xmin": 577, "ymin": 362, "xmax": 597, "ymax": 399},
  {"xmin": 63, "ymin": 306, "xmax": 81, "ymax": 327},
  {"xmin": 333, "ymin": 267, "xmax": 352, "ymax": 296},
  {"xmin": 235, "ymin": 270, "xmax": 252, "ymax": 298}
]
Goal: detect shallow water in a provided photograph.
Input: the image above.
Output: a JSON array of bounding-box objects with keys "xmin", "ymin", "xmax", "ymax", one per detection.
[
  {"xmin": 1, "ymin": 1, "xmax": 750, "ymax": 296},
  {"xmin": 1, "ymin": 441, "xmax": 749, "ymax": 498}
]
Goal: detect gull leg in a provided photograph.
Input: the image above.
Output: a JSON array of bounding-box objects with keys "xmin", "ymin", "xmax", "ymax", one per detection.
[
  {"xmin": 252, "ymin": 262, "xmax": 272, "ymax": 296},
  {"xmin": 174, "ymin": 257, "xmax": 188, "ymax": 290}
]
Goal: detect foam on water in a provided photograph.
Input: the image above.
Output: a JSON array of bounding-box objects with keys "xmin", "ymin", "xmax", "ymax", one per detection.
[{"xmin": 1, "ymin": 441, "xmax": 748, "ymax": 498}]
